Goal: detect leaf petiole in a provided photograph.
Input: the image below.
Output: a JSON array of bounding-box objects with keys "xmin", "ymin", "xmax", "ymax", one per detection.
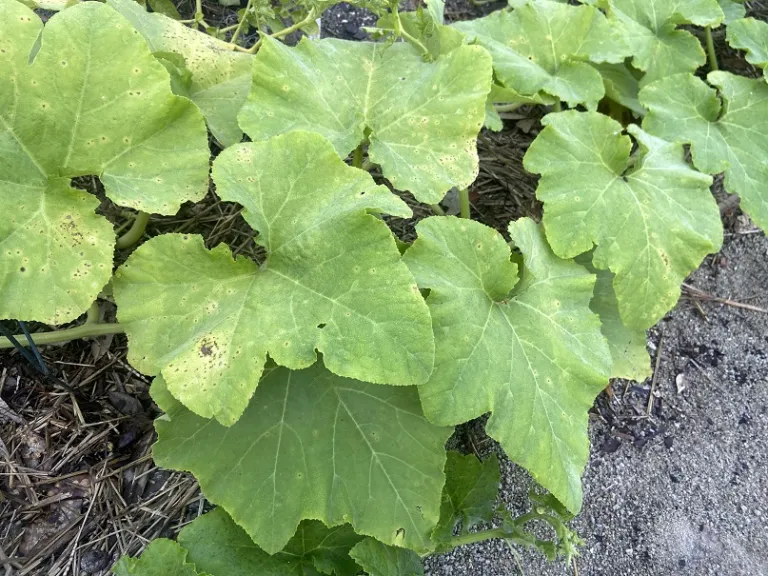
[
  {"xmin": 0, "ymin": 322, "xmax": 125, "ymax": 350},
  {"xmin": 116, "ymin": 211, "xmax": 151, "ymax": 249},
  {"xmin": 705, "ymin": 26, "xmax": 719, "ymax": 71},
  {"xmin": 229, "ymin": 0, "xmax": 254, "ymax": 44},
  {"xmin": 458, "ymin": 188, "xmax": 470, "ymax": 219},
  {"xmin": 239, "ymin": 9, "xmax": 318, "ymax": 54}
]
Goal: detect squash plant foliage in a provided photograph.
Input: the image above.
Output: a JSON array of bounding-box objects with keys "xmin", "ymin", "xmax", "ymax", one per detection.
[{"xmin": 1, "ymin": 0, "xmax": 767, "ymax": 573}]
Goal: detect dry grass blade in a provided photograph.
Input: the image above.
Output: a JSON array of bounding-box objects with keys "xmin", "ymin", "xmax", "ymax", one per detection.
[{"xmin": 682, "ymin": 283, "xmax": 768, "ymax": 314}]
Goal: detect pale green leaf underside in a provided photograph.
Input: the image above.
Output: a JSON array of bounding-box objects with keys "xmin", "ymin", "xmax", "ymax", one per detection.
[
  {"xmin": 106, "ymin": 0, "xmax": 252, "ymax": 146},
  {"xmin": 593, "ymin": 62, "xmax": 644, "ymax": 116},
  {"xmin": 432, "ymin": 452, "xmax": 500, "ymax": 545},
  {"xmin": 719, "ymin": 0, "xmax": 746, "ymax": 24},
  {"xmin": 0, "ymin": 0, "xmax": 208, "ymax": 323},
  {"xmin": 151, "ymin": 364, "xmax": 452, "ymax": 555},
  {"xmin": 114, "ymin": 132, "xmax": 434, "ymax": 425},
  {"xmin": 524, "ymin": 110, "xmax": 722, "ymax": 329},
  {"xmin": 239, "ymin": 37, "xmax": 492, "ymax": 204},
  {"xmin": 603, "ymin": 0, "xmax": 724, "ymax": 85},
  {"xmin": 640, "ymin": 72, "xmax": 768, "ymax": 232},
  {"xmin": 178, "ymin": 508, "xmax": 363, "ymax": 576},
  {"xmin": 726, "ymin": 18, "xmax": 768, "ymax": 80},
  {"xmin": 453, "ymin": 1, "xmax": 630, "ymax": 108},
  {"xmin": 112, "ymin": 540, "xmax": 201, "ymax": 576},
  {"xmin": 403, "ymin": 217, "xmax": 611, "ymax": 513},
  {"xmin": 349, "ymin": 538, "xmax": 424, "ymax": 576},
  {"xmin": 576, "ymin": 255, "xmax": 651, "ymax": 382}
]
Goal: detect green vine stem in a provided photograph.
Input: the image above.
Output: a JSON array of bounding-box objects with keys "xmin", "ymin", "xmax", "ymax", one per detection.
[
  {"xmin": 458, "ymin": 188, "xmax": 471, "ymax": 219},
  {"xmin": 448, "ymin": 528, "xmax": 509, "ymax": 548},
  {"xmin": 445, "ymin": 504, "xmax": 580, "ymax": 562},
  {"xmin": 705, "ymin": 26, "xmax": 719, "ymax": 71},
  {"xmin": 194, "ymin": 0, "xmax": 210, "ymax": 29},
  {"xmin": 553, "ymin": 101, "xmax": 562, "ymax": 112},
  {"xmin": 0, "ymin": 323, "xmax": 125, "ymax": 350},
  {"xmin": 430, "ymin": 203, "xmax": 446, "ymax": 216},
  {"xmin": 392, "ymin": 4, "xmax": 430, "ymax": 58},
  {"xmin": 229, "ymin": 0, "xmax": 255, "ymax": 44},
  {"xmin": 244, "ymin": 9, "xmax": 317, "ymax": 54},
  {"xmin": 116, "ymin": 211, "xmax": 150, "ymax": 250}
]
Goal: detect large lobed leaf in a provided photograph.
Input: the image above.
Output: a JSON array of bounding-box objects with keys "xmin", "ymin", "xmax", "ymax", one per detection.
[
  {"xmin": 726, "ymin": 17, "xmax": 768, "ymax": 80},
  {"xmin": 113, "ymin": 508, "xmax": 365, "ymax": 576},
  {"xmin": 106, "ymin": 0, "xmax": 252, "ymax": 146},
  {"xmin": 349, "ymin": 538, "xmax": 424, "ymax": 576},
  {"xmin": 719, "ymin": 0, "xmax": 746, "ymax": 24},
  {"xmin": 239, "ymin": 37, "xmax": 492, "ymax": 204},
  {"xmin": 178, "ymin": 508, "xmax": 363, "ymax": 576},
  {"xmin": 112, "ymin": 539, "xmax": 201, "ymax": 576},
  {"xmin": 640, "ymin": 72, "xmax": 768, "ymax": 232},
  {"xmin": 151, "ymin": 364, "xmax": 452, "ymax": 554},
  {"xmin": 0, "ymin": 0, "xmax": 208, "ymax": 324},
  {"xmin": 403, "ymin": 217, "xmax": 611, "ymax": 513},
  {"xmin": 600, "ymin": 0, "xmax": 724, "ymax": 86},
  {"xmin": 524, "ymin": 110, "xmax": 722, "ymax": 329},
  {"xmin": 114, "ymin": 132, "xmax": 434, "ymax": 425},
  {"xmin": 453, "ymin": 1, "xmax": 630, "ymax": 109},
  {"xmin": 432, "ymin": 452, "xmax": 500, "ymax": 547}
]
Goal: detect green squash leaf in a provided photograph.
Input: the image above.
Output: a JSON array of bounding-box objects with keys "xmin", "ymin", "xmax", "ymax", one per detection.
[
  {"xmin": 640, "ymin": 72, "xmax": 768, "ymax": 232},
  {"xmin": 178, "ymin": 508, "xmax": 363, "ymax": 576},
  {"xmin": 402, "ymin": 216, "xmax": 611, "ymax": 514},
  {"xmin": 19, "ymin": 0, "xmax": 77, "ymax": 10},
  {"xmin": 115, "ymin": 132, "xmax": 434, "ymax": 425},
  {"xmin": 349, "ymin": 538, "xmax": 424, "ymax": 576},
  {"xmin": 0, "ymin": 0, "xmax": 208, "ymax": 324},
  {"xmin": 151, "ymin": 364, "xmax": 452, "ymax": 555},
  {"xmin": 453, "ymin": 2, "xmax": 630, "ymax": 108},
  {"xmin": 239, "ymin": 37, "xmax": 492, "ymax": 204},
  {"xmin": 112, "ymin": 539, "xmax": 202, "ymax": 576},
  {"xmin": 601, "ymin": 0, "xmax": 724, "ymax": 85},
  {"xmin": 484, "ymin": 101, "xmax": 503, "ymax": 132},
  {"xmin": 107, "ymin": 0, "xmax": 253, "ymax": 146},
  {"xmin": 375, "ymin": 0, "xmax": 465, "ymax": 60},
  {"xmin": 432, "ymin": 452, "xmax": 500, "ymax": 546},
  {"xmin": 426, "ymin": 0, "xmax": 445, "ymax": 25},
  {"xmin": 147, "ymin": 0, "xmax": 180, "ymax": 19},
  {"xmin": 576, "ymin": 255, "xmax": 651, "ymax": 382},
  {"xmin": 523, "ymin": 110, "xmax": 722, "ymax": 329},
  {"xmin": 593, "ymin": 62, "xmax": 645, "ymax": 116},
  {"xmin": 718, "ymin": 0, "xmax": 746, "ymax": 23},
  {"xmin": 726, "ymin": 18, "xmax": 768, "ymax": 80}
]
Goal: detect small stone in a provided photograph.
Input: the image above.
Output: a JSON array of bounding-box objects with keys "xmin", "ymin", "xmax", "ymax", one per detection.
[
  {"xmin": 675, "ymin": 373, "xmax": 686, "ymax": 393},
  {"xmin": 601, "ymin": 437, "xmax": 622, "ymax": 454},
  {"xmin": 80, "ymin": 550, "xmax": 112, "ymax": 574}
]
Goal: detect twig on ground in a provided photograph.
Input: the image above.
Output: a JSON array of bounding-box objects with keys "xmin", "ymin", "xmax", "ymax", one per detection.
[
  {"xmin": 647, "ymin": 332, "xmax": 664, "ymax": 416},
  {"xmin": 682, "ymin": 283, "xmax": 768, "ymax": 314}
]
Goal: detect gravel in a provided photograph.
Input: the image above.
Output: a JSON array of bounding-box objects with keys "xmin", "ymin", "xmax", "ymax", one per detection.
[{"xmin": 426, "ymin": 230, "xmax": 768, "ymax": 576}]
